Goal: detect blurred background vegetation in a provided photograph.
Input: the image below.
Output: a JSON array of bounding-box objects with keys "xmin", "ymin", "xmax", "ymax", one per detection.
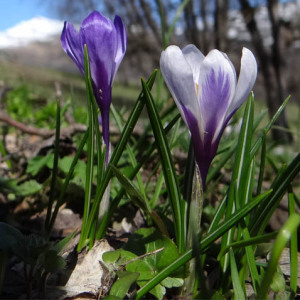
[{"xmin": 0, "ymin": 0, "xmax": 299, "ymax": 143}]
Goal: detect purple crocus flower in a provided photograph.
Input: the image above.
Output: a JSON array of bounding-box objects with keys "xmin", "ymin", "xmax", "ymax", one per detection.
[
  {"xmin": 61, "ymin": 11, "xmax": 126, "ymax": 157},
  {"xmin": 160, "ymin": 45, "xmax": 257, "ymax": 184}
]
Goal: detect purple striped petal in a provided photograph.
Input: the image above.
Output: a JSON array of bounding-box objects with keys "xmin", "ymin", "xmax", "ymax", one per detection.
[
  {"xmin": 198, "ymin": 50, "xmax": 236, "ymax": 143},
  {"xmin": 160, "ymin": 45, "xmax": 257, "ymax": 185},
  {"xmin": 61, "ymin": 22, "xmax": 84, "ymax": 74},
  {"xmin": 80, "ymin": 12, "xmax": 116, "ymax": 100},
  {"xmin": 61, "ymin": 11, "xmax": 127, "ymax": 163}
]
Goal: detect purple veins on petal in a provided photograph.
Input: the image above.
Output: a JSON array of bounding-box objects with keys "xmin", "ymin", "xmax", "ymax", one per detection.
[
  {"xmin": 160, "ymin": 45, "xmax": 257, "ymax": 185},
  {"xmin": 61, "ymin": 11, "xmax": 127, "ymax": 162}
]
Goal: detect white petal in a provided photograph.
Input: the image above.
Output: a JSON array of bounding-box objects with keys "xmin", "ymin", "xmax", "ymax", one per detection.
[
  {"xmin": 182, "ymin": 44, "xmax": 205, "ymax": 85},
  {"xmin": 160, "ymin": 45, "xmax": 200, "ymax": 124},
  {"xmin": 226, "ymin": 47, "xmax": 257, "ymax": 118},
  {"xmin": 198, "ymin": 49, "xmax": 237, "ymax": 141}
]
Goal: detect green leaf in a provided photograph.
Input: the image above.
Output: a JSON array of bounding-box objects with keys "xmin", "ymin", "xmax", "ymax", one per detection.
[
  {"xmin": 111, "ymin": 165, "xmax": 150, "ymax": 214},
  {"xmin": 142, "ymin": 79, "xmax": 183, "ymax": 253},
  {"xmin": 52, "ymin": 231, "xmax": 77, "ymax": 255},
  {"xmin": 161, "ymin": 277, "xmax": 183, "ymax": 288},
  {"xmin": 135, "ymin": 190, "xmax": 267, "ymax": 299},
  {"xmin": 121, "ymin": 227, "xmax": 182, "ymax": 299},
  {"xmin": 103, "ymin": 249, "xmax": 123, "ymax": 265},
  {"xmin": 58, "ymin": 156, "xmax": 74, "ymax": 174},
  {"xmin": 102, "ymin": 249, "xmax": 137, "ymax": 267},
  {"xmin": 149, "ymin": 283, "xmax": 165, "ymax": 300},
  {"xmin": 59, "ymin": 156, "xmax": 86, "ymax": 187},
  {"xmin": 80, "ymin": 70, "xmax": 157, "ymax": 247},
  {"xmin": 220, "ymin": 95, "xmax": 254, "ymax": 272},
  {"xmin": 250, "ymin": 152, "xmax": 300, "ymax": 235},
  {"xmin": 288, "ymin": 191, "xmax": 298, "ymax": 295},
  {"xmin": 257, "ymin": 214, "xmax": 300, "ymax": 299},
  {"xmin": 17, "ymin": 180, "xmax": 42, "ymax": 196},
  {"xmin": 269, "ymin": 270, "xmax": 285, "ymax": 293},
  {"xmin": 45, "ymin": 100, "xmax": 61, "ymax": 232},
  {"xmin": 124, "ymin": 227, "xmax": 180, "ymax": 272},
  {"xmin": 47, "ymin": 131, "xmax": 88, "ymax": 236},
  {"xmin": 109, "ymin": 271, "xmax": 139, "ymax": 298},
  {"xmin": 26, "ymin": 154, "xmax": 53, "ymax": 176},
  {"xmin": 230, "ymin": 250, "xmax": 246, "ymax": 300},
  {"xmin": 0, "ymin": 177, "xmax": 18, "ymax": 193}
]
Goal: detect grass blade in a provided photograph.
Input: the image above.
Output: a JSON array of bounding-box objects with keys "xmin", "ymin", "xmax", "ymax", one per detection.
[
  {"xmin": 142, "ymin": 78, "xmax": 183, "ymax": 253},
  {"xmin": 230, "ymin": 250, "xmax": 246, "ymax": 300},
  {"xmin": 48, "ymin": 131, "xmax": 88, "ymax": 235},
  {"xmin": 95, "ymin": 113, "xmax": 180, "ymax": 239},
  {"xmin": 250, "ymin": 96, "xmax": 290, "ymax": 158},
  {"xmin": 79, "ymin": 70, "xmax": 158, "ymax": 246},
  {"xmin": 250, "ymin": 152, "xmax": 300, "ymax": 235},
  {"xmin": 134, "ymin": 188, "xmax": 268, "ymax": 299},
  {"xmin": 220, "ymin": 94, "xmax": 254, "ymax": 271},
  {"xmin": 257, "ymin": 214, "xmax": 300, "ymax": 299},
  {"xmin": 45, "ymin": 99, "xmax": 61, "ymax": 235},
  {"xmin": 288, "ymin": 190, "xmax": 298, "ymax": 295}
]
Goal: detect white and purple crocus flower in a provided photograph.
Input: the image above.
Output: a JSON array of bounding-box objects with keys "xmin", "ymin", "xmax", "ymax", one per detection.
[
  {"xmin": 61, "ymin": 11, "xmax": 127, "ymax": 160},
  {"xmin": 160, "ymin": 45, "xmax": 257, "ymax": 184}
]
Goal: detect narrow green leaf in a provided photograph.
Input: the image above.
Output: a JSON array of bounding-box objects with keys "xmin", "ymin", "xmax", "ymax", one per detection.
[
  {"xmin": 230, "ymin": 250, "xmax": 246, "ymax": 300},
  {"xmin": 165, "ymin": 0, "xmax": 191, "ymax": 45},
  {"xmin": 218, "ymin": 231, "xmax": 277, "ymax": 259},
  {"xmin": 288, "ymin": 190, "xmax": 298, "ymax": 295},
  {"xmin": 182, "ymin": 142, "xmax": 195, "ymax": 240},
  {"xmin": 142, "ymin": 78, "xmax": 183, "ymax": 253},
  {"xmin": 52, "ymin": 231, "xmax": 77, "ymax": 255},
  {"xmin": 134, "ymin": 189, "xmax": 267, "ymax": 299},
  {"xmin": 256, "ymin": 132, "xmax": 266, "ymax": 195},
  {"xmin": 111, "ymin": 105, "xmax": 146, "ymax": 201},
  {"xmin": 96, "ymin": 113, "xmax": 180, "ymax": 240},
  {"xmin": 0, "ymin": 138, "xmax": 11, "ymax": 169},
  {"xmin": 257, "ymin": 214, "xmax": 300, "ymax": 299},
  {"xmin": 111, "ymin": 164, "xmax": 151, "ymax": 214},
  {"xmin": 48, "ymin": 131, "xmax": 88, "ymax": 235},
  {"xmin": 250, "ymin": 152, "xmax": 300, "ymax": 235},
  {"xmin": 250, "ymin": 95, "xmax": 290, "ymax": 158},
  {"xmin": 221, "ymin": 94, "xmax": 254, "ymax": 271},
  {"xmin": 79, "ymin": 70, "xmax": 157, "ymax": 247},
  {"xmin": 45, "ymin": 99, "xmax": 61, "ymax": 233}
]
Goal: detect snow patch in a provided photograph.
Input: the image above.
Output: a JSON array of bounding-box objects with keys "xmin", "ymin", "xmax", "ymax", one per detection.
[{"xmin": 0, "ymin": 16, "xmax": 63, "ymax": 49}]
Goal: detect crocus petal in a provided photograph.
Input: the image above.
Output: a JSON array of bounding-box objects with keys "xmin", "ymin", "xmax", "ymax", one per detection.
[
  {"xmin": 61, "ymin": 11, "xmax": 127, "ymax": 164},
  {"xmin": 226, "ymin": 47, "xmax": 257, "ymax": 119},
  {"xmin": 160, "ymin": 44, "xmax": 257, "ymax": 185},
  {"xmin": 80, "ymin": 12, "xmax": 116, "ymax": 91},
  {"xmin": 61, "ymin": 22, "xmax": 84, "ymax": 74},
  {"xmin": 160, "ymin": 45, "xmax": 200, "ymax": 127},
  {"xmin": 113, "ymin": 15, "xmax": 127, "ymax": 80},
  {"xmin": 198, "ymin": 49, "xmax": 236, "ymax": 143},
  {"xmin": 182, "ymin": 44, "xmax": 205, "ymax": 84}
]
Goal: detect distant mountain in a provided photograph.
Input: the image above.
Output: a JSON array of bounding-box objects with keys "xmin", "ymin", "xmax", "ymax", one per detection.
[
  {"xmin": 0, "ymin": 17, "xmax": 77, "ymax": 73},
  {"xmin": 0, "ymin": 16, "xmax": 64, "ymax": 49}
]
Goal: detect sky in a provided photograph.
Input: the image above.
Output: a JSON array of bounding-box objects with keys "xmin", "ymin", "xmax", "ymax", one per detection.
[{"xmin": 0, "ymin": 0, "xmax": 56, "ymax": 31}]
